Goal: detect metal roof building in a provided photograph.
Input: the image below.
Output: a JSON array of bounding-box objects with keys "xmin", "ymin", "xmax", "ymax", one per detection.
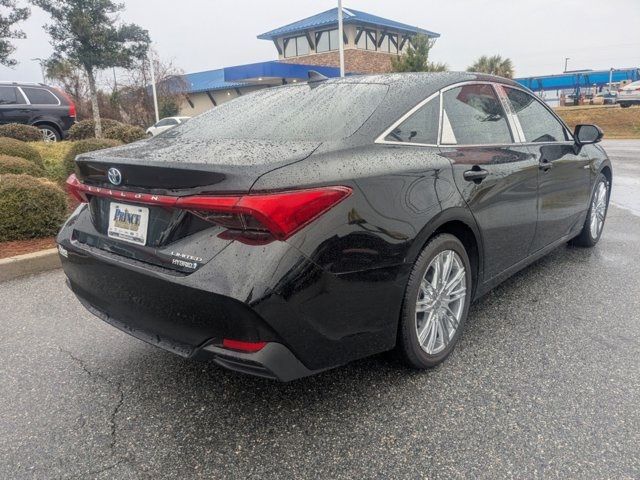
[
  {"xmin": 257, "ymin": 7, "xmax": 440, "ymax": 40},
  {"xmin": 516, "ymin": 68, "xmax": 640, "ymax": 95},
  {"xmin": 176, "ymin": 6, "xmax": 439, "ymax": 116}
]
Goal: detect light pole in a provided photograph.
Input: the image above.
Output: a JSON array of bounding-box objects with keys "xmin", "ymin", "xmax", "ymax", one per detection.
[
  {"xmin": 337, "ymin": 0, "xmax": 345, "ymax": 77},
  {"xmin": 31, "ymin": 58, "xmax": 46, "ymax": 83},
  {"xmin": 564, "ymin": 57, "xmax": 570, "ymax": 73},
  {"xmin": 149, "ymin": 55, "xmax": 160, "ymax": 123}
]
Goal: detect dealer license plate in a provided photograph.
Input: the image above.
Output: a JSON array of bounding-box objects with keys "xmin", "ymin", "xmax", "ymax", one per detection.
[{"xmin": 107, "ymin": 202, "xmax": 149, "ymax": 246}]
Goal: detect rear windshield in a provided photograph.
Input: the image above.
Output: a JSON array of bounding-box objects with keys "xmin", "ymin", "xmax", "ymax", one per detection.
[{"xmin": 169, "ymin": 82, "xmax": 388, "ymax": 141}]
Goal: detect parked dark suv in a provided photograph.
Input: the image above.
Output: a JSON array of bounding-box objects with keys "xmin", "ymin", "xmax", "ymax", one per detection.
[{"xmin": 0, "ymin": 82, "xmax": 76, "ymax": 141}]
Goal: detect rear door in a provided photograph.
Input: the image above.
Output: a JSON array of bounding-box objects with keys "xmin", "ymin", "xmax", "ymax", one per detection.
[
  {"xmin": 0, "ymin": 86, "xmax": 31, "ymax": 124},
  {"xmin": 500, "ymin": 86, "xmax": 590, "ymax": 251},
  {"xmin": 440, "ymin": 82, "xmax": 539, "ymax": 281}
]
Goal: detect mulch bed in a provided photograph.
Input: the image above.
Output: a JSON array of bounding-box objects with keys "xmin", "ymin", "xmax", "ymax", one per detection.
[{"xmin": 0, "ymin": 237, "xmax": 56, "ymax": 259}]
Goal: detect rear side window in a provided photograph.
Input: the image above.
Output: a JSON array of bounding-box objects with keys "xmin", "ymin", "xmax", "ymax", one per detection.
[
  {"xmin": 385, "ymin": 96, "xmax": 440, "ymax": 144},
  {"xmin": 504, "ymin": 87, "xmax": 568, "ymax": 142},
  {"xmin": 441, "ymin": 84, "xmax": 513, "ymax": 145},
  {"xmin": 0, "ymin": 86, "xmax": 24, "ymax": 105},
  {"xmin": 22, "ymin": 87, "xmax": 59, "ymax": 105}
]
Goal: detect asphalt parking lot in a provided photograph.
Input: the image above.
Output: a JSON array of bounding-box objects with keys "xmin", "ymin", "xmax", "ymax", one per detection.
[{"xmin": 1, "ymin": 140, "xmax": 639, "ymax": 479}]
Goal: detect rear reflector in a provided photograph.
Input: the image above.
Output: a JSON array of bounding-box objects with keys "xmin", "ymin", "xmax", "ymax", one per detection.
[
  {"xmin": 222, "ymin": 339, "xmax": 267, "ymax": 353},
  {"xmin": 66, "ymin": 174, "xmax": 351, "ymax": 240}
]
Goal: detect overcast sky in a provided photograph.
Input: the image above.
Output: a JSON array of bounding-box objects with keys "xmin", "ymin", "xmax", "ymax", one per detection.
[{"xmin": 1, "ymin": 0, "xmax": 639, "ymax": 83}]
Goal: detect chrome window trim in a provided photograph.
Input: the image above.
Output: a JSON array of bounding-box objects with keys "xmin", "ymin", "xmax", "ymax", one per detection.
[
  {"xmin": 494, "ymin": 83, "xmax": 526, "ymax": 142},
  {"xmin": 376, "ymin": 80, "xmax": 576, "ymax": 149}
]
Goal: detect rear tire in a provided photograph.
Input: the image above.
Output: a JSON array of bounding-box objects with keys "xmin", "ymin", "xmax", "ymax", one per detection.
[
  {"xmin": 37, "ymin": 125, "xmax": 61, "ymax": 142},
  {"xmin": 619, "ymin": 103, "xmax": 631, "ymax": 108},
  {"xmin": 398, "ymin": 234, "xmax": 472, "ymax": 369},
  {"xmin": 571, "ymin": 173, "xmax": 610, "ymax": 247}
]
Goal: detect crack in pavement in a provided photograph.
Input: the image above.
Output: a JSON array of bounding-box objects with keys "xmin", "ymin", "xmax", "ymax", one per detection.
[{"xmin": 57, "ymin": 347, "xmax": 127, "ymax": 476}]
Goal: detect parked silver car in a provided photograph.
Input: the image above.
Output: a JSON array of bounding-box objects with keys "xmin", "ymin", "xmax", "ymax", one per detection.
[
  {"xmin": 146, "ymin": 116, "xmax": 190, "ymax": 136},
  {"xmin": 617, "ymin": 80, "xmax": 640, "ymax": 108}
]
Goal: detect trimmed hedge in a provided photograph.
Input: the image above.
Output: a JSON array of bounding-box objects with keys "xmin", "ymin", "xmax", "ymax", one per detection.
[
  {"xmin": 67, "ymin": 119, "xmax": 122, "ymax": 141},
  {"xmin": 0, "ymin": 137, "xmax": 43, "ymax": 167},
  {"xmin": 0, "ymin": 174, "xmax": 67, "ymax": 241},
  {"xmin": 63, "ymin": 138, "xmax": 122, "ymax": 177},
  {"xmin": 104, "ymin": 124, "xmax": 147, "ymax": 143},
  {"xmin": 0, "ymin": 123, "xmax": 43, "ymax": 142},
  {"xmin": 0, "ymin": 155, "xmax": 44, "ymax": 176}
]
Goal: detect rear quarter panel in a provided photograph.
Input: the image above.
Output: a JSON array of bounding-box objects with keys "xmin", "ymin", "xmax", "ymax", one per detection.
[{"xmin": 252, "ymin": 143, "xmax": 465, "ymax": 274}]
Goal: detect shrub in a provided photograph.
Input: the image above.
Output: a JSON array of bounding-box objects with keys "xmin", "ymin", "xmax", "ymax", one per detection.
[
  {"xmin": 0, "ymin": 123, "xmax": 43, "ymax": 142},
  {"xmin": 0, "ymin": 155, "xmax": 44, "ymax": 176},
  {"xmin": 63, "ymin": 138, "xmax": 122, "ymax": 177},
  {"xmin": 67, "ymin": 119, "xmax": 122, "ymax": 141},
  {"xmin": 0, "ymin": 137, "xmax": 43, "ymax": 167},
  {"xmin": 104, "ymin": 124, "xmax": 147, "ymax": 143},
  {"xmin": 0, "ymin": 174, "xmax": 67, "ymax": 241}
]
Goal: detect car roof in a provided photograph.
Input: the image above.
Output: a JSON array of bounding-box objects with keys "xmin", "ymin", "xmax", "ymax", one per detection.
[
  {"xmin": 0, "ymin": 81, "xmax": 51, "ymax": 88},
  {"xmin": 319, "ymin": 71, "xmax": 521, "ymax": 89}
]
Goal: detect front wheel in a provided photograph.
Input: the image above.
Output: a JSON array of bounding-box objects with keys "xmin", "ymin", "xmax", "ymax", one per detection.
[
  {"xmin": 398, "ymin": 234, "xmax": 472, "ymax": 369},
  {"xmin": 571, "ymin": 173, "xmax": 610, "ymax": 247}
]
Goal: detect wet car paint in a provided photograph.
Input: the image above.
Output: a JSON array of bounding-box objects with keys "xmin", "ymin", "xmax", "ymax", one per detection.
[{"xmin": 57, "ymin": 72, "xmax": 612, "ymax": 378}]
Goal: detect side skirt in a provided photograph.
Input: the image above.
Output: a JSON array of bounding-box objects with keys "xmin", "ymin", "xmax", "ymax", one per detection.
[{"xmin": 473, "ymin": 227, "xmax": 582, "ymax": 300}]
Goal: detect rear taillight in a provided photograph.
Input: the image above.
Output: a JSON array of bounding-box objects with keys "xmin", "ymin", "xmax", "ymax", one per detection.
[
  {"xmin": 66, "ymin": 174, "xmax": 87, "ymax": 202},
  {"xmin": 222, "ymin": 339, "xmax": 267, "ymax": 353},
  {"xmin": 53, "ymin": 87, "xmax": 76, "ymax": 117},
  {"xmin": 179, "ymin": 186, "xmax": 352, "ymax": 240},
  {"xmin": 65, "ymin": 174, "xmax": 351, "ymax": 240}
]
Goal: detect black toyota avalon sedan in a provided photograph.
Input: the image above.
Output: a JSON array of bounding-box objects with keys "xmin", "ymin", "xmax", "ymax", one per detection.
[{"xmin": 58, "ymin": 72, "xmax": 612, "ymax": 381}]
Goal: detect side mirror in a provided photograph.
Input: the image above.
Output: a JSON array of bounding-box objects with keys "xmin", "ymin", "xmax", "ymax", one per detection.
[{"xmin": 574, "ymin": 124, "xmax": 603, "ymax": 145}]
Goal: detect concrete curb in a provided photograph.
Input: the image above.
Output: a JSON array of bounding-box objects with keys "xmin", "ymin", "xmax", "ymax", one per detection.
[{"xmin": 0, "ymin": 248, "xmax": 60, "ymax": 283}]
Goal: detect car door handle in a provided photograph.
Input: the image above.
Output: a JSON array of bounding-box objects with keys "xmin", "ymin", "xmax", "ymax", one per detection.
[
  {"xmin": 539, "ymin": 159, "xmax": 553, "ymax": 171},
  {"xmin": 463, "ymin": 168, "xmax": 489, "ymax": 183}
]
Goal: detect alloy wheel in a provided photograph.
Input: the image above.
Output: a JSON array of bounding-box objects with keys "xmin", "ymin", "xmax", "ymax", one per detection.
[
  {"xmin": 589, "ymin": 181, "xmax": 608, "ymax": 239},
  {"xmin": 40, "ymin": 128, "xmax": 58, "ymax": 143},
  {"xmin": 415, "ymin": 250, "xmax": 467, "ymax": 355}
]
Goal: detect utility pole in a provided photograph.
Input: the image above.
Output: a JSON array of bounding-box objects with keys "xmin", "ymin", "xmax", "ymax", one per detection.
[
  {"xmin": 564, "ymin": 57, "xmax": 570, "ymax": 73},
  {"xmin": 149, "ymin": 55, "xmax": 160, "ymax": 123},
  {"xmin": 338, "ymin": 0, "xmax": 345, "ymax": 77}
]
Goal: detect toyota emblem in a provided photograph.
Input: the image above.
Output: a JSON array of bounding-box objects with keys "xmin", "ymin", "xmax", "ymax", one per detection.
[{"xmin": 107, "ymin": 167, "xmax": 122, "ymax": 186}]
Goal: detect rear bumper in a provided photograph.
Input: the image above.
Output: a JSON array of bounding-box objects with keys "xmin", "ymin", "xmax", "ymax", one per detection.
[
  {"xmin": 58, "ymin": 227, "xmax": 405, "ymax": 379},
  {"xmin": 72, "ymin": 287, "xmax": 318, "ymax": 381}
]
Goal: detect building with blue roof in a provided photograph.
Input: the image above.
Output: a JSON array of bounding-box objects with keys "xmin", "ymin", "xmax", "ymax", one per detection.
[
  {"xmin": 258, "ymin": 7, "xmax": 439, "ymax": 74},
  {"xmin": 177, "ymin": 6, "xmax": 438, "ymax": 116}
]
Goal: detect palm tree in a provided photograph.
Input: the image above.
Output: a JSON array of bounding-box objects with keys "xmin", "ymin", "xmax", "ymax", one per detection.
[{"xmin": 467, "ymin": 55, "xmax": 514, "ymax": 78}]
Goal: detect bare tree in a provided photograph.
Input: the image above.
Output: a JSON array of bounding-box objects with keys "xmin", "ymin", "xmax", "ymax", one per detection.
[{"xmin": 118, "ymin": 52, "xmax": 186, "ymax": 127}]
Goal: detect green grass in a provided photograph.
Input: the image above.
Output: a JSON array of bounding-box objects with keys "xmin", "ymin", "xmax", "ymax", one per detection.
[{"xmin": 30, "ymin": 142, "xmax": 74, "ymax": 184}]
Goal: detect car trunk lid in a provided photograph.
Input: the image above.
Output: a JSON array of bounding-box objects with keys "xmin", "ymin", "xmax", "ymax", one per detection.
[{"xmin": 69, "ymin": 138, "xmax": 321, "ymax": 272}]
